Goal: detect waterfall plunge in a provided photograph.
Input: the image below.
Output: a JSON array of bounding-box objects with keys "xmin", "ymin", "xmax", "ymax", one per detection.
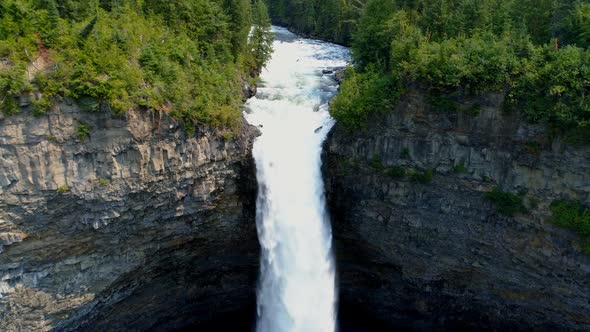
[{"xmin": 244, "ymin": 27, "xmax": 350, "ymax": 332}]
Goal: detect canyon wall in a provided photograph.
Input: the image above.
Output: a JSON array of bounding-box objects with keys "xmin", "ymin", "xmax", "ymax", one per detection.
[
  {"xmin": 0, "ymin": 101, "xmax": 259, "ymax": 331},
  {"xmin": 324, "ymin": 89, "xmax": 590, "ymax": 331}
]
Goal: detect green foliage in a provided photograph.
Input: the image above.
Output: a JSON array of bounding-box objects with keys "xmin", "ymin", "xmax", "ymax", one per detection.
[
  {"xmin": 339, "ymin": 156, "xmax": 360, "ymax": 175},
  {"xmin": 453, "ymin": 163, "xmax": 467, "ymax": 174},
  {"xmin": 0, "ymin": 0, "xmax": 274, "ymax": 129},
  {"xmin": 400, "ymin": 148, "xmax": 410, "ymax": 159},
  {"xmin": 485, "ymin": 187, "xmax": 527, "ymax": 216},
  {"xmin": 550, "ymin": 199, "xmax": 590, "ymax": 254},
  {"xmin": 563, "ymin": 127, "xmax": 590, "ymax": 146},
  {"xmin": 295, "ymin": 0, "xmax": 590, "ymax": 138},
  {"xmin": 98, "ymin": 178, "xmax": 110, "ymax": 186},
  {"xmin": 77, "ymin": 122, "xmax": 91, "ymax": 140},
  {"xmin": 410, "ymin": 168, "xmax": 433, "ymax": 184},
  {"xmin": 508, "ymin": 46, "xmax": 590, "ymax": 131},
  {"xmin": 330, "ymin": 66, "xmax": 401, "ymax": 130},
  {"xmin": 564, "ymin": 3, "xmax": 590, "ymax": 47},
  {"xmin": 1, "ymin": 96, "xmax": 19, "ymax": 115},
  {"xmin": 221, "ymin": 131, "xmax": 235, "ymax": 140},
  {"xmin": 428, "ymin": 95, "xmax": 459, "ymax": 113},
  {"xmin": 57, "ymin": 185, "xmax": 69, "ymax": 193},
  {"xmin": 79, "ymin": 16, "xmax": 97, "ymax": 40},
  {"xmin": 370, "ymin": 154, "xmax": 383, "ymax": 170},
  {"xmin": 265, "ymin": 0, "xmax": 360, "ymax": 45},
  {"xmin": 352, "ymin": 0, "xmax": 396, "ymax": 70},
  {"xmin": 248, "ymin": 0, "xmax": 274, "ymax": 74},
  {"xmin": 384, "ymin": 166, "xmax": 406, "ymax": 179}
]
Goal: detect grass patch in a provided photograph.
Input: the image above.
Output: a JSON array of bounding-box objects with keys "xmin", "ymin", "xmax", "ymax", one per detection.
[
  {"xmin": 98, "ymin": 178, "xmax": 110, "ymax": 186},
  {"xmin": 550, "ymin": 200, "xmax": 590, "ymax": 254},
  {"xmin": 485, "ymin": 187, "xmax": 527, "ymax": 216}
]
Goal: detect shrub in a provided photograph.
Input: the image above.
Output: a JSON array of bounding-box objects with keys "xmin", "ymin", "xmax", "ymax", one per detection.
[
  {"xmin": 222, "ymin": 132, "xmax": 235, "ymax": 140},
  {"xmin": 339, "ymin": 157, "xmax": 361, "ymax": 175},
  {"xmin": 428, "ymin": 95, "xmax": 459, "ymax": 113},
  {"xmin": 32, "ymin": 96, "xmax": 53, "ymax": 116},
  {"xmin": 78, "ymin": 97, "xmax": 100, "ymax": 112},
  {"xmin": 410, "ymin": 169, "xmax": 433, "ymax": 184},
  {"xmin": 57, "ymin": 185, "xmax": 69, "ymax": 193},
  {"xmin": 330, "ymin": 67, "xmax": 401, "ymax": 130},
  {"xmin": 370, "ymin": 154, "xmax": 384, "ymax": 170},
  {"xmin": 1, "ymin": 96, "xmax": 20, "ymax": 115},
  {"xmin": 98, "ymin": 178, "xmax": 110, "ymax": 186},
  {"xmin": 549, "ymin": 199, "xmax": 590, "ymax": 254},
  {"xmin": 77, "ymin": 123, "xmax": 91, "ymax": 140},
  {"xmin": 485, "ymin": 188, "xmax": 527, "ymax": 216},
  {"xmin": 453, "ymin": 163, "xmax": 467, "ymax": 174},
  {"xmin": 384, "ymin": 166, "xmax": 406, "ymax": 179},
  {"xmin": 400, "ymin": 148, "xmax": 410, "ymax": 159}
]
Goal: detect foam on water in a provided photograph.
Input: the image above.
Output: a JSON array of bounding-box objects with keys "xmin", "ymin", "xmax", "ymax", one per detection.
[{"xmin": 244, "ymin": 26, "xmax": 350, "ymax": 332}]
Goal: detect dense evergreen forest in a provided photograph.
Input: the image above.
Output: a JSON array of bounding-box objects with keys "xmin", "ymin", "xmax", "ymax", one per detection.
[
  {"xmin": 266, "ymin": 0, "xmax": 360, "ymax": 45},
  {"xmin": 0, "ymin": 0, "xmax": 273, "ymax": 130},
  {"xmin": 267, "ymin": 0, "xmax": 590, "ymax": 142}
]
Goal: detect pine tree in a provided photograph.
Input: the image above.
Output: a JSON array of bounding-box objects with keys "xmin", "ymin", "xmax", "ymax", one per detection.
[{"xmin": 250, "ymin": 0, "xmax": 274, "ymax": 73}]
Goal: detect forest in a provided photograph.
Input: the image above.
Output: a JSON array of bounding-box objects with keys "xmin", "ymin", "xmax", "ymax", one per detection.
[
  {"xmin": 0, "ymin": 0, "xmax": 273, "ymax": 130},
  {"xmin": 267, "ymin": 0, "xmax": 590, "ymax": 142}
]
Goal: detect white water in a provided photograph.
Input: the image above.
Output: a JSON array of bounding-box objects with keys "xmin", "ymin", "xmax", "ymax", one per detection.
[{"xmin": 244, "ymin": 27, "xmax": 350, "ymax": 332}]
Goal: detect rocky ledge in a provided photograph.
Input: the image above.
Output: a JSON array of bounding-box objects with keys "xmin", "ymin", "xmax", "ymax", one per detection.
[
  {"xmin": 324, "ymin": 88, "xmax": 590, "ymax": 331},
  {"xmin": 0, "ymin": 102, "xmax": 259, "ymax": 331}
]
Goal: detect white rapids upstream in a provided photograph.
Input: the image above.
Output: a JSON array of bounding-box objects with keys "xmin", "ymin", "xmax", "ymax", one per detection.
[{"xmin": 244, "ymin": 26, "xmax": 350, "ymax": 332}]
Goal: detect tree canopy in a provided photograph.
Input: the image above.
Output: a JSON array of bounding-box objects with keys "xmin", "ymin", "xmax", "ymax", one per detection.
[
  {"xmin": 0, "ymin": 0, "xmax": 273, "ymax": 130},
  {"xmin": 314, "ymin": 0, "xmax": 590, "ymax": 138}
]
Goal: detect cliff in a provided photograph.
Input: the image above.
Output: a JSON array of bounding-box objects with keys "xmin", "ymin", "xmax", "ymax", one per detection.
[
  {"xmin": 0, "ymin": 101, "xmax": 259, "ymax": 331},
  {"xmin": 324, "ymin": 89, "xmax": 590, "ymax": 330}
]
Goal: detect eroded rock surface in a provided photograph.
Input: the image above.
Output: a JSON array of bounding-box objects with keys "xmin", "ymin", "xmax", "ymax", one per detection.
[
  {"xmin": 324, "ymin": 89, "xmax": 590, "ymax": 331},
  {"xmin": 0, "ymin": 104, "xmax": 259, "ymax": 331}
]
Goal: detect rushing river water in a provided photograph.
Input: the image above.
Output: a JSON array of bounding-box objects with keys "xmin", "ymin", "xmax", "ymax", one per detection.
[{"xmin": 244, "ymin": 27, "xmax": 350, "ymax": 332}]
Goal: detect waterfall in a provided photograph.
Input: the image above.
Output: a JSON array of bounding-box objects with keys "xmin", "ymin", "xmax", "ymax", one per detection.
[{"xmin": 244, "ymin": 27, "xmax": 350, "ymax": 332}]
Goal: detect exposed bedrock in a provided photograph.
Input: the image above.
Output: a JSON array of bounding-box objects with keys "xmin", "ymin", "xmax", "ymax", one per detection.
[
  {"xmin": 324, "ymin": 88, "xmax": 590, "ymax": 331},
  {"xmin": 0, "ymin": 103, "xmax": 259, "ymax": 331}
]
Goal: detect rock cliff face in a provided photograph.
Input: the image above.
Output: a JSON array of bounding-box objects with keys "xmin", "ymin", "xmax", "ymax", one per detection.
[
  {"xmin": 324, "ymin": 89, "xmax": 590, "ymax": 331},
  {"xmin": 0, "ymin": 102, "xmax": 259, "ymax": 331}
]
